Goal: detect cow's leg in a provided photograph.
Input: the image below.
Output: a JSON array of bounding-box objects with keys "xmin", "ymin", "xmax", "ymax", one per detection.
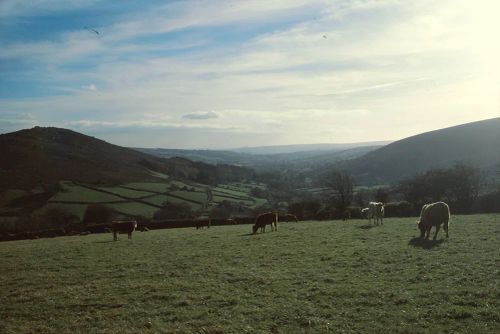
[
  {"xmin": 425, "ymin": 226, "xmax": 432, "ymax": 239},
  {"xmin": 433, "ymin": 224, "xmax": 441, "ymax": 240},
  {"xmin": 380, "ymin": 217, "xmax": 383, "ymax": 225},
  {"xmin": 443, "ymin": 222, "xmax": 449, "ymax": 238},
  {"xmin": 128, "ymin": 232, "xmax": 132, "ymax": 239},
  {"xmin": 113, "ymin": 231, "xmax": 117, "ymax": 241}
]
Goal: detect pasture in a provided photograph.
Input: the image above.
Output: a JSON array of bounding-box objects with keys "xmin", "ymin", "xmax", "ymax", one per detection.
[
  {"xmin": 28, "ymin": 180, "xmax": 266, "ymax": 220},
  {"xmin": 1, "ymin": 215, "xmax": 499, "ymax": 333}
]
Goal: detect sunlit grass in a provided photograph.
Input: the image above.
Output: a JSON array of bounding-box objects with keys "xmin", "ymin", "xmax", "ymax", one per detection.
[{"xmin": 1, "ymin": 215, "xmax": 498, "ymax": 333}]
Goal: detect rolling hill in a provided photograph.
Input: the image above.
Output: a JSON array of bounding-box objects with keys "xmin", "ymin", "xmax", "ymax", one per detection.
[
  {"xmin": 343, "ymin": 117, "xmax": 500, "ymax": 184},
  {"xmin": 135, "ymin": 144, "xmax": 385, "ymax": 168},
  {"xmin": 0, "ymin": 127, "xmax": 253, "ymax": 190},
  {"xmin": 230, "ymin": 141, "xmax": 391, "ymax": 154}
]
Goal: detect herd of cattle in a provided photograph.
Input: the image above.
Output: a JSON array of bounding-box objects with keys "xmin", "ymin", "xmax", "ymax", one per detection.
[{"xmin": 111, "ymin": 201, "xmax": 451, "ymax": 241}]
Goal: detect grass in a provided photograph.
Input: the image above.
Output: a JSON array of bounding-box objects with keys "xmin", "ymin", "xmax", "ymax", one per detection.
[
  {"xmin": 1, "ymin": 214, "xmax": 498, "ymax": 333},
  {"xmin": 97, "ymin": 187, "xmax": 155, "ymax": 198},
  {"xmin": 142, "ymin": 195, "xmax": 203, "ymax": 210},
  {"xmin": 2, "ymin": 181, "xmax": 267, "ymax": 220},
  {"xmin": 106, "ymin": 202, "xmax": 160, "ymax": 218},
  {"xmin": 123, "ymin": 182, "xmax": 169, "ymax": 193},
  {"xmin": 49, "ymin": 184, "xmax": 123, "ymax": 203}
]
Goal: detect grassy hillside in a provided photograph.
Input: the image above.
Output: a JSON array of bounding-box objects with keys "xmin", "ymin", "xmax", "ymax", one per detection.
[
  {"xmin": 0, "ymin": 127, "xmax": 169, "ymax": 189},
  {"xmin": 1, "ymin": 214, "xmax": 498, "ymax": 333},
  {"xmin": 343, "ymin": 117, "xmax": 500, "ymax": 184},
  {"xmin": 37, "ymin": 180, "xmax": 267, "ymax": 220},
  {"xmin": 0, "ymin": 127, "xmax": 255, "ymax": 190}
]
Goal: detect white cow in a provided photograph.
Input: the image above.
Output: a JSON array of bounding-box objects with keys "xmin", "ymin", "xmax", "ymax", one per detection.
[
  {"xmin": 417, "ymin": 201, "xmax": 450, "ymax": 240},
  {"xmin": 368, "ymin": 202, "xmax": 384, "ymax": 225}
]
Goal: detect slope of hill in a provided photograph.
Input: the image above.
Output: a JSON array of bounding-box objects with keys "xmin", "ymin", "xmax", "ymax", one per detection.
[
  {"xmin": 231, "ymin": 141, "xmax": 391, "ymax": 155},
  {"xmin": 0, "ymin": 127, "xmax": 253, "ymax": 190},
  {"xmin": 136, "ymin": 145, "xmax": 384, "ymax": 168},
  {"xmin": 344, "ymin": 118, "xmax": 500, "ymax": 184}
]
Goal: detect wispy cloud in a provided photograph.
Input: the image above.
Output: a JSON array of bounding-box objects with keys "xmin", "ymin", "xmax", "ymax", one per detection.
[
  {"xmin": 182, "ymin": 111, "xmax": 220, "ymax": 120},
  {"xmin": 1, "ymin": 0, "xmax": 499, "ymax": 148}
]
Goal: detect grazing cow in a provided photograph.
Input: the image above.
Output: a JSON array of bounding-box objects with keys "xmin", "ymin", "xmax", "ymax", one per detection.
[
  {"xmin": 361, "ymin": 207, "xmax": 369, "ymax": 219},
  {"xmin": 195, "ymin": 218, "xmax": 211, "ymax": 229},
  {"xmin": 252, "ymin": 212, "xmax": 278, "ymax": 234},
  {"xmin": 417, "ymin": 201, "xmax": 450, "ymax": 240},
  {"xmin": 111, "ymin": 220, "xmax": 137, "ymax": 241},
  {"xmin": 369, "ymin": 202, "xmax": 384, "ymax": 225}
]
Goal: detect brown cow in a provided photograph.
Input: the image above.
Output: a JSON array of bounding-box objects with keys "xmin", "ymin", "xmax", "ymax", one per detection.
[
  {"xmin": 195, "ymin": 218, "xmax": 211, "ymax": 229},
  {"xmin": 252, "ymin": 212, "xmax": 278, "ymax": 234},
  {"xmin": 111, "ymin": 220, "xmax": 137, "ymax": 241}
]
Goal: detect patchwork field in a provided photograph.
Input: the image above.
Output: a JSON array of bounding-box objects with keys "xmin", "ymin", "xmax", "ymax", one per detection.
[
  {"xmin": 1, "ymin": 215, "xmax": 498, "ymax": 333},
  {"xmin": 24, "ymin": 180, "xmax": 268, "ymax": 219}
]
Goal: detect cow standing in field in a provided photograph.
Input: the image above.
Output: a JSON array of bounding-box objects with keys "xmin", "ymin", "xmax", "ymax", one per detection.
[
  {"xmin": 111, "ymin": 220, "xmax": 137, "ymax": 241},
  {"xmin": 369, "ymin": 202, "xmax": 384, "ymax": 225},
  {"xmin": 252, "ymin": 212, "xmax": 278, "ymax": 234},
  {"xmin": 195, "ymin": 218, "xmax": 211, "ymax": 229},
  {"xmin": 417, "ymin": 201, "xmax": 450, "ymax": 240}
]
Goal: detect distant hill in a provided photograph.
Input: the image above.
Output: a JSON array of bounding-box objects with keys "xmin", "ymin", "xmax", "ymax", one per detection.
[
  {"xmin": 136, "ymin": 145, "xmax": 385, "ymax": 168},
  {"xmin": 0, "ymin": 127, "xmax": 253, "ymax": 190},
  {"xmin": 231, "ymin": 141, "xmax": 391, "ymax": 155},
  {"xmin": 343, "ymin": 118, "xmax": 500, "ymax": 184}
]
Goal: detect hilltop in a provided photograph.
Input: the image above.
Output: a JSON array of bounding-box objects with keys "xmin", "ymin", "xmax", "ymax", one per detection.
[
  {"xmin": 342, "ymin": 117, "xmax": 500, "ymax": 184},
  {"xmin": 0, "ymin": 127, "xmax": 253, "ymax": 190}
]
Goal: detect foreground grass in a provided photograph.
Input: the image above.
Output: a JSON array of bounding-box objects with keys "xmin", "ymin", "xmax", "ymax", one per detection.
[{"xmin": 1, "ymin": 215, "xmax": 499, "ymax": 333}]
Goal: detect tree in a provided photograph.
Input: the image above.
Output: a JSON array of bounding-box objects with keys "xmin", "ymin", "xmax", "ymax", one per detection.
[
  {"xmin": 153, "ymin": 201, "xmax": 194, "ymax": 220},
  {"xmin": 83, "ymin": 204, "xmax": 114, "ymax": 225},
  {"xmin": 399, "ymin": 162, "xmax": 482, "ymax": 213},
  {"xmin": 323, "ymin": 170, "xmax": 353, "ymax": 212},
  {"xmin": 374, "ymin": 187, "xmax": 389, "ymax": 203}
]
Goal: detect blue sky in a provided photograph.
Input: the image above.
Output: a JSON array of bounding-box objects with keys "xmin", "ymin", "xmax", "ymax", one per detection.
[{"xmin": 1, "ymin": 0, "xmax": 499, "ymax": 149}]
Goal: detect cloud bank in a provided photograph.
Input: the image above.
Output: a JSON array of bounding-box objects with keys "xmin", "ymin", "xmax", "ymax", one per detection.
[{"xmin": 0, "ymin": 0, "xmax": 499, "ymax": 148}]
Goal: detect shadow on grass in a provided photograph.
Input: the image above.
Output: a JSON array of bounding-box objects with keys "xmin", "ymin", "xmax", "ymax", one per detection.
[
  {"xmin": 94, "ymin": 240, "xmax": 116, "ymax": 243},
  {"xmin": 239, "ymin": 232, "xmax": 256, "ymax": 237},
  {"xmin": 408, "ymin": 237, "xmax": 445, "ymax": 249},
  {"xmin": 359, "ymin": 225, "xmax": 377, "ymax": 230}
]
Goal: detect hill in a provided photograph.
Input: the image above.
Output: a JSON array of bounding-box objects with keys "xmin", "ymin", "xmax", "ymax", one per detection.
[
  {"xmin": 343, "ymin": 118, "xmax": 500, "ymax": 184},
  {"xmin": 135, "ymin": 145, "xmax": 385, "ymax": 169},
  {"xmin": 0, "ymin": 127, "xmax": 253, "ymax": 190},
  {"xmin": 230, "ymin": 141, "xmax": 391, "ymax": 155}
]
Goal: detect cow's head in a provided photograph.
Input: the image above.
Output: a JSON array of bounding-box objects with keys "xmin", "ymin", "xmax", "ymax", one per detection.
[
  {"xmin": 252, "ymin": 225, "xmax": 259, "ymax": 234},
  {"xmin": 416, "ymin": 220, "xmax": 425, "ymax": 237}
]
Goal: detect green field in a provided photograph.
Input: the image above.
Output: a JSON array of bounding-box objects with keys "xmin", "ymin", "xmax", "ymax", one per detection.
[
  {"xmin": 49, "ymin": 184, "xmax": 124, "ymax": 203},
  {"xmin": 25, "ymin": 180, "xmax": 264, "ymax": 220},
  {"xmin": 1, "ymin": 215, "xmax": 498, "ymax": 333}
]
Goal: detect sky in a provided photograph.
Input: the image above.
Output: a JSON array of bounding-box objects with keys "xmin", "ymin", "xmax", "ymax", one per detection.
[{"xmin": 0, "ymin": 0, "xmax": 499, "ymax": 149}]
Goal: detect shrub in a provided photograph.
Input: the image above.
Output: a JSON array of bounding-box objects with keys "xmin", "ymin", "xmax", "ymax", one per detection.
[
  {"xmin": 83, "ymin": 204, "xmax": 114, "ymax": 225},
  {"xmin": 384, "ymin": 201, "xmax": 415, "ymax": 217},
  {"xmin": 154, "ymin": 202, "xmax": 194, "ymax": 220}
]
